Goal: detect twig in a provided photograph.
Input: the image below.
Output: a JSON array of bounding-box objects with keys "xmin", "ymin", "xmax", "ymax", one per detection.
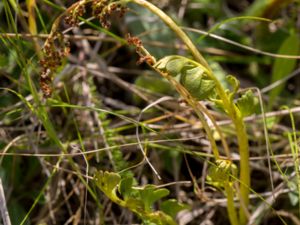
[
  {"xmin": 135, "ymin": 96, "xmax": 175, "ymax": 180},
  {"xmin": 261, "ymin": 67, "xmax": 300, "ymax": 93},
  {"xmin": 0, "ymin": 178, "xmax": 12, "ymax": 225},
  {"xmin": 183, "ymin": 27, "xmax": 300, "ymax": 59}
]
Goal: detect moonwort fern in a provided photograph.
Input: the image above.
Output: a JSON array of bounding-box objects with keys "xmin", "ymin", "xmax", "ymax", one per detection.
[{"xmin": 39, "ymin": 0, "xmax": 258, "ymax": 224}]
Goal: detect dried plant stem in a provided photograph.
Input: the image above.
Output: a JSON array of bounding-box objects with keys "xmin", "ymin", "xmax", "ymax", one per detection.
[
  {"xmin": 0, "ymin": 178, "xmax": 11, "ymax": 225},
  {"xmin": 45, "ymin": 0, "xmax": 90, "ymax": 43}
]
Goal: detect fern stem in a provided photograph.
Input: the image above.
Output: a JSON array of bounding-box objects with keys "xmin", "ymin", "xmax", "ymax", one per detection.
[
  {"xmin": 234, "ymin": 115, "xmax": 250, "ymax": 224},
  {"xmin": 225, "ymin": 183, "xmax": 239, "ymax": 225}
]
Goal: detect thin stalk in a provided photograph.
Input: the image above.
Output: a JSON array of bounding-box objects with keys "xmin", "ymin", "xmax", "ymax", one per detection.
[
  {"xmin": 26, "ymin": 0, "xmax": 42, "ymax": 58},
  {"xmin": 233, "ymin": 115, "xmax": 250, "ymax": 224},
  {"xmin": 44, "ymin": 0, "xmax": 91, "ymax": 44},
  {"xmin": 225, "ymin": 183, "xmax": 239, "ymax": 225}
]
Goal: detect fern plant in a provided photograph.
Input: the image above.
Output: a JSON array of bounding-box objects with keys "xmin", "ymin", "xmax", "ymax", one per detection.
[
  {"xmin": 39, "ymin": 0, "xmax": 258, "ymax": 224},
  {"xmin": 94, "ymin": 171, "xmax": 188, "ymax": 225}
]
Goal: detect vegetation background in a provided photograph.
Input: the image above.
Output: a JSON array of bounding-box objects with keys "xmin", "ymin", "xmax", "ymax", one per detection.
[{"xmin": 0, "ymin": 0, "xmax": 300, "ymax": 224}]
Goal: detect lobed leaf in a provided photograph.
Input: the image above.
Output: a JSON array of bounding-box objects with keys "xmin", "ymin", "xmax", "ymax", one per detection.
[
  {"xmin": 161, "ymin": 199, "xmax": 190, "ymax": 218},
  {"xmin": 94, "ymin": 171, "xmax": 179, "ymax": 224},
  {"xmin": 236, "ymin": 90, "xmax": 256, "ymax": 117},
  {"xmin": 139, "ymin": 185, "xmax": 170, "ymax": 212},
  {"xmin": 118, "ymin": 177, "xmax": 136, "ymax": 200},
  {"xmin": 94, "ymin": 170, "xmax": 121, "ymax": 196}
]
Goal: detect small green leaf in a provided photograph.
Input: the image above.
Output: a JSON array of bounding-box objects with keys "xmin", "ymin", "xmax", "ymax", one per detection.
[
  {"xmin": 161, "ymin": 199, "xmax": 190, "ymax": 218},
  {"xmin": 180, "ymin": 67, "xmax": 215, "ymax": 100},
  {"xmin": 119, "ymin": 177, "xmax": 135, "ymax": 200},
  {"xmin": 139, "ymin": 185, "xmax": 170, "ymax": 212},
  {"xmin": 236, "ymin": 90, "xmax": 256, "ymax": 117},
  {"xmin": 226, "ymin": 75, "xmax": 240, "ymax": 100},
  {"xmin": 94, "ymin": 171, "xmax": 177, "ymax": 225},
  {"xmin": 94, "ymin": 171, "xmax": 121, "ymax": 199}
]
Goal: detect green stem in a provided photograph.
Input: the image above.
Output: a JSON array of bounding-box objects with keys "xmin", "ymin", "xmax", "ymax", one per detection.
[
  {"xmin": 224, "ymin": 183, "xmax": 239, "ymax": 225},
  {"xmin": 212, "ymin": 78, "xmax": 250, "ymax": 224},
  {"xmin": 205, "ymin": 57, "xmax": 250, "ymax": 225},
  {"xmin": 187, "ymin": 60, "xmax": 251, "ymax": 215},
  {"xmin": 215, "ymin": 86, "xmax": 249, "ymax": 224},
  {"xmin": 233, "ymin": 115, "xmax": 250, "ymax": 225}
]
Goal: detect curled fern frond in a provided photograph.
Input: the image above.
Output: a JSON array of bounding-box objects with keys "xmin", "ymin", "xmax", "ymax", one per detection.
[{"xmin": 154, "ymin": 55, "xmax": 216, "ymax": 100}]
